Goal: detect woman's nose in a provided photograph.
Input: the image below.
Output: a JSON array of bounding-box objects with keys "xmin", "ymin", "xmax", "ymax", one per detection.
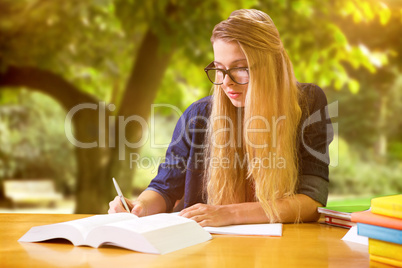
[{"xmin": 222, "ymin": 72, "xmax": 235, "ymax": 87}]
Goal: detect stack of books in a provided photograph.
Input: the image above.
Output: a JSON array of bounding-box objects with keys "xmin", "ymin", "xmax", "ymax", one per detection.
[
  {"xmin": 351, "ymin": 194, "xmax": 402, "ymax": 267},
  {"xmin": 318, "ymin": 205, "xmax": 370, "ymax": 228}
]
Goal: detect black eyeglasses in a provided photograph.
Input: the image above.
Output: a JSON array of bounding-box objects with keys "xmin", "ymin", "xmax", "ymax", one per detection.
[{"xmin": 204, "ymin": 62, "xmax": 249, "ymax": 85}]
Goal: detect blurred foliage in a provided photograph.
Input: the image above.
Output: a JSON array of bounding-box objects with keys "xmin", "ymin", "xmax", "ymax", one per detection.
[
  {"xmin": 256, "ymin": 0, "xmax": 399, "ymax": 92},
  {"xmin": 326, "ymin": 73, "xmax": 402, "ymax": 161},
  {"xmin": 1, "ymin": 0, "xmax": 398, "ymax": 106},
  {"xmin": 329, "ymin": 136, "xmax": 402, "ymax": 196},
  {"xmin": 0, "ymin": 0, "xmax": 401, "ymax": 201},
  {"xmin": 0, "ymin": 90, "xmax": 76, "ymax": 195}
]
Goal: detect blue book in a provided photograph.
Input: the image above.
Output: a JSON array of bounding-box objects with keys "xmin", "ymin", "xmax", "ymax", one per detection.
[{"xmin": 357, "ymin": 223, "xmax": 402, "ymax": 245}]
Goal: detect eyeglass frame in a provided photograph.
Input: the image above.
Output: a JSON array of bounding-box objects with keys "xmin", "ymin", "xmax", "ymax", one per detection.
[{"xmin": 204, "ymin": 62, "xmax": 249, "ymax": 85}]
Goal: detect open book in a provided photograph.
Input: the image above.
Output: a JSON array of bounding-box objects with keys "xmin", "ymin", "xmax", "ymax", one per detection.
[{"xmin": 18, "ymin": 213, "xmax": 212, "ymax": 254}]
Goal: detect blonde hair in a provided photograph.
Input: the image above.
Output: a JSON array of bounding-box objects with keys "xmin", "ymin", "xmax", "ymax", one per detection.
[{"xmin": 205, "ymin": 9, "xmax": 302, "ymax": 222}]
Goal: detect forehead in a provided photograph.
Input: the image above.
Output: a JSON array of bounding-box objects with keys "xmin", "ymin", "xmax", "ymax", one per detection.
[{"xmin": 213, "ymin": 40, "xmax": 247, "ymax": 66}]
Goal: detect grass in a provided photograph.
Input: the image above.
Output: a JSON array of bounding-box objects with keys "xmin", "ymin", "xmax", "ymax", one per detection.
[
  {"xmin": 326, "ymin": 193, "xmax": 400, "ymax": 207},
  {"xmin": 327, "ymin": 196, "xmax": 372, "ymax": 207}
]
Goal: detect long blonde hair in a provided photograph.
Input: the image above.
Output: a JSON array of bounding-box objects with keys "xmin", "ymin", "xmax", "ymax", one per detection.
[{"xmin": 205, "ymin": 9, "xmax": 302, "ymax": 222}]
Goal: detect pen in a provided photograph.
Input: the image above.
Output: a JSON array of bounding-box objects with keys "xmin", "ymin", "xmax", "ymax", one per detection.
[{"xmin": 112, "ymin": 177, "xmax": 130, "ymax": 212}]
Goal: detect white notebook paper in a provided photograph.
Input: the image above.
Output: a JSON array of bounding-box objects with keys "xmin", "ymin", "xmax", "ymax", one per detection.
[{"xmin": 204, "ymin": 223, "xmax": 282, "ymax": 236}]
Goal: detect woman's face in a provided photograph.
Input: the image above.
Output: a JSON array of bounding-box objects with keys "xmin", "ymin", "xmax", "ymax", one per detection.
[{"xmin": 213, "ymin": 40, "xmax": 249, "ymax": 108}]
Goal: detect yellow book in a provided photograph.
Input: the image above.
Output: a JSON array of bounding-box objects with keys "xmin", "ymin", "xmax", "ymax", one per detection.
[
  {"xmin": 371, "ymin": 194, "xmax": 402, "ymax": 219},
  {"xmin": 370, "ymin": 254, "xmax": 402, "ymax": 267},
  {"xmin": 369, "ymin": 239, "xmax": 402, "ymax": 261}
]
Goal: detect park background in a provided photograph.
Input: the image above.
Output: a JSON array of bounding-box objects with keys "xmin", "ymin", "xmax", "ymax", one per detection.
[{"xmin": 0, "ymin": 0, "xmax": 401, "ymax": 214}]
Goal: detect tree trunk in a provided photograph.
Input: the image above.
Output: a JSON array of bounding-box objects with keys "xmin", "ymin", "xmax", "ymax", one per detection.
[
  {"xmin": 107, "ymin": 29, "xmax": 174, "ymax": 198},
  {"xmin": 374, "ymin": 93, "xmax": 388, "ymax": 159}
]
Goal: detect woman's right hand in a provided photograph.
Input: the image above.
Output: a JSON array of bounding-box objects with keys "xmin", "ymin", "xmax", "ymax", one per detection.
[
  {"xmin": 108, "ymin": 190, "xmax": 166, "ymax": 216},
  {"xmin": 108, "ymin": 196, "xmax": 146, "ymax": 216}
]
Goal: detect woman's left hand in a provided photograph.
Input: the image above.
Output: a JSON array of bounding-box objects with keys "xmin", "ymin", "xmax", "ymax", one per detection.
[{"xmin": 178, "ymin": 203, "xmax": 236, "ymax": 227}]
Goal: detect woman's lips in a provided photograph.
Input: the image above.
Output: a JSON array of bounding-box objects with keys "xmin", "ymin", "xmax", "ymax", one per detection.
[{"xmin": 227, "ymin": 91, "xmax": 242, "ymax": 99}]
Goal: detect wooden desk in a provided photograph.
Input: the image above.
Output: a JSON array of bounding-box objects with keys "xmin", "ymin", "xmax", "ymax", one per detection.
[{"xmin": 0, "ymin": 213, "xmax": 380, "ymax": 267}]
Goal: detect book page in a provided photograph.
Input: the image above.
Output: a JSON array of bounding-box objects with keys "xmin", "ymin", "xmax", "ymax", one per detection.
[
  {"xmin": 342, "ymin": 226, "xmax": 368, "ymax": 245},
  {"xmin": 86, "ymin": 213, "xmax": 211, "ymax": 254},
  {"xmin": 105, "ymin": 213, "xmax": 193, "ymax": 234},
  {"xmin": 318, "ymin": 206, "xmax": 370, "ymax": 220},
  {"xmin": 63, "ymin": 213, "xmax": 137, "ymax": 238},
  {"xmin": 204, "ymin": 223, "xmax": 282, "ymax": 236},
  {"xmin": 18, "ymin": 213, "xmax": 138, "ymax": 246}
]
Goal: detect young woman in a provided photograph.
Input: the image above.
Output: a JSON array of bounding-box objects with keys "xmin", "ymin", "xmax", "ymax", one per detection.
[{"xmin": 108, "ymin": 9, "xmax": 333, "ymax": 227}]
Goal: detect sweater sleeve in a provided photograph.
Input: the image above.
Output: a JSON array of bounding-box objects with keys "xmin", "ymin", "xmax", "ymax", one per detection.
[
  {"xmin": 145, "ymin": 97, "xmax": 211, "ymax": 212},
  {"xmin": 145, "ymin": 105, "xmax": 193, "ymax": 212},
  {"xmin": 296, "ymin": 84, "xmax": 334, "ymax": 206}
]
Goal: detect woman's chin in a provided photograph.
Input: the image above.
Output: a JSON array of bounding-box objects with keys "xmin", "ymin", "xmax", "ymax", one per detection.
[{"xmin": 229, "ymin": 99, "xmax": 245, "ymax": 108}]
